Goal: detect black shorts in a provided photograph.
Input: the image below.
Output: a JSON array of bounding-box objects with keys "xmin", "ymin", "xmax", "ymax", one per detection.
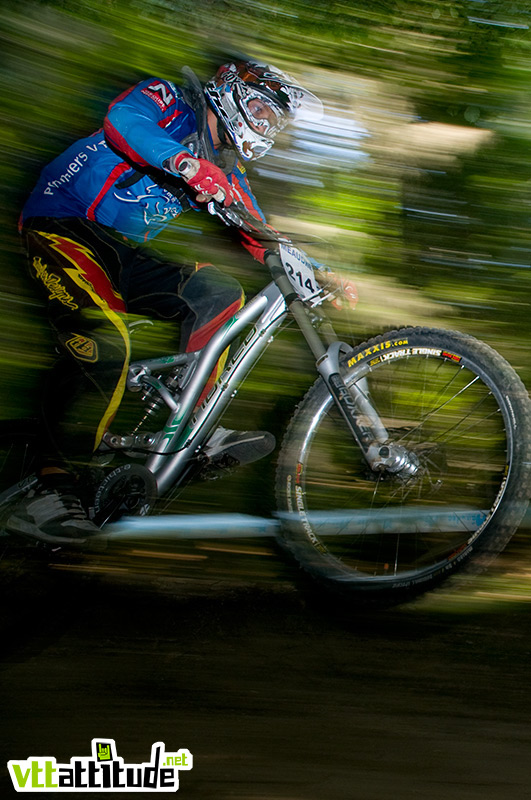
[{"xmin": 22, "ymin": 216, "xmax": 244, "ymax": 467}]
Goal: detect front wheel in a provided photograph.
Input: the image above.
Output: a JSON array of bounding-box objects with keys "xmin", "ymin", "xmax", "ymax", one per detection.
[{"xmin": 276, "ymin": 327, "xmax": 531, "ymax": 606}]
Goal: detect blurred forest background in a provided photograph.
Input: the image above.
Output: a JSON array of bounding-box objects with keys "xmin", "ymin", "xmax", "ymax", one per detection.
[{"xmin": 1, "ymin": 0, "xmax": 530, "ymax": 510}]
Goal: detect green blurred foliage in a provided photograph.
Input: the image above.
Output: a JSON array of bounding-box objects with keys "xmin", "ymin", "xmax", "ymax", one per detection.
[{"xmin": 1, "ymin": 0, "xmax": 530, "ymax": 438}]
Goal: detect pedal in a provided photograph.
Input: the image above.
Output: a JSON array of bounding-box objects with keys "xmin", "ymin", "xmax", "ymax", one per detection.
[{"xmin": 198, "ymin": 452, "xmax": 240, "ymax": 481}]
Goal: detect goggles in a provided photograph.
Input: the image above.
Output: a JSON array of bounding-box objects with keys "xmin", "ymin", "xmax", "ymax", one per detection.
[{"xmin": 236, "ymin": 87, "xmax": 289, "ymax": 138}]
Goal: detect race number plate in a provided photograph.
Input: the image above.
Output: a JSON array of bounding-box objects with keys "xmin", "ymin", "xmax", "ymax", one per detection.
[{"xmin": 279, "ymin": 244, "xmax": 322, "ymax": 303}]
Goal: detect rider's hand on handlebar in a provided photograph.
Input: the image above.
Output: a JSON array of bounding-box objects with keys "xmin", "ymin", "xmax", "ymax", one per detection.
[
  {"xmin": 323, "ymin": 270, "xmax": 358, "ymax": 311},
  {"xmin": 166, "ymin": 152, "xmax": 234, "ymax": 207}
]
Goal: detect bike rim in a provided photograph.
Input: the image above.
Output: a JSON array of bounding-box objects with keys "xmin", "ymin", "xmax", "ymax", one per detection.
[{"xmin": 286, "ymin": 349, "xmax": 515, "ymax": 583}]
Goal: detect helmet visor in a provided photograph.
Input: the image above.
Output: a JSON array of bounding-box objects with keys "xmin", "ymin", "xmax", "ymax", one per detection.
[{"xmin": 236, "ymin": 87, "xmax": 289, "ymax": 138}]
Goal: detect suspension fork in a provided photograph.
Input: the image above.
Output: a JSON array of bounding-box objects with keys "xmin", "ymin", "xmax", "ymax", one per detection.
[
  {"xmin": 268, "ymin": 257, "xmax": 395, "ymax": 470},
  {"xmin": 293, "ymin": 295, "xmax": 421, "ymax": 474},
  {"xmin": 290, "ymin": 296, "xmax": 388, "ymax": 453}
]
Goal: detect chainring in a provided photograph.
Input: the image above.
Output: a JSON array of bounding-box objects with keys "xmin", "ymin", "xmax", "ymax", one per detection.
[{"xmin": 92, "ymin": 463, "xmax": 157, "ymax": 525}]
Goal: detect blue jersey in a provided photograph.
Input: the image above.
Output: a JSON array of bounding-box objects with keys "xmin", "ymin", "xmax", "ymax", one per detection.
[{"xmin": 22, "ymin": 78, "xmax": 266, "ymax": 246}]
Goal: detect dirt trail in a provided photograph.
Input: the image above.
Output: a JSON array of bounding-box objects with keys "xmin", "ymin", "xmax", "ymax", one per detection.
[{"xmin": 2, "ymin": 539, "xmax": 531, "ymax": 799}]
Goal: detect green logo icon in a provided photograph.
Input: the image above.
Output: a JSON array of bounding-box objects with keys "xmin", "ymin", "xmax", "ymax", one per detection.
[{"xmin": 96, "ymin": 743, "xmax": 111, "ymax": 762}]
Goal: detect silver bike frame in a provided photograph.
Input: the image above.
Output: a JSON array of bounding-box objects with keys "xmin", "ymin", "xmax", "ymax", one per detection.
[{"xmin": 136, "ymin": 281, "xmax": 288, "ymax": 495}]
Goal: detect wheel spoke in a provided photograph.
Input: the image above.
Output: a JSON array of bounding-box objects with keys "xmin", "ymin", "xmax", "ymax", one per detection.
[{"xmin": 279, "ymin": 333, "xmax": 524, "ymax": 588}]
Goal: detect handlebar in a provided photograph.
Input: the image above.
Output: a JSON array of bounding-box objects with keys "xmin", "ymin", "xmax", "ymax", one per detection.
[
  {"xmin": 207, "ymin": 200, "xmax": 307, "ymax": 288},
  {"xmin": 207, "ymin": 199, "xmax": 289, "ymax": 248},
  {"xmin": 206, "ymin": 199, "xmax": 340, "ymax": 317}
]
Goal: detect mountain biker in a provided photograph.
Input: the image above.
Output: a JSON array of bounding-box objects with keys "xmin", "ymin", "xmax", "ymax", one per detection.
[{"xmin": 8, "ymin": 59, "xmax": 338, "ymax": 544}]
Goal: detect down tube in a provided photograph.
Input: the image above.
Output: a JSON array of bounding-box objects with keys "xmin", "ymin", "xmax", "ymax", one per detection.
[{"xmin": 148, "ymin": 285, "xmax": 287, "ymax": 495}]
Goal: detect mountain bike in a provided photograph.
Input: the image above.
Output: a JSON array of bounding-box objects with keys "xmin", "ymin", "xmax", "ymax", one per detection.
[{"xmin": 1, "ymin": 201, "xmax": 530, "ymax": 607}]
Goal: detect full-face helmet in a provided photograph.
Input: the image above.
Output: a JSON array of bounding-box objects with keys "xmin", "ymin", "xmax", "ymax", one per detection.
[{"xmin": 204, "ymin": 60, "xmax": 322, "ymax": 161}]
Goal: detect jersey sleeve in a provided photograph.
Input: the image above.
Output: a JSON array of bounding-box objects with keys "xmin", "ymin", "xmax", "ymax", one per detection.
[
  {"xmin": 103, "ymin": 78, "xmax": 194, "ymax": 171},
  {"xmin": 229, "ymin": 163, "xmax": 283, "ymax": 264}
]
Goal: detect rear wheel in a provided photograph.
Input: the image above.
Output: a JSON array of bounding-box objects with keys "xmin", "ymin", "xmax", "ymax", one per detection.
[{"xmin": 276, "ymin": 327, "xmax": 531, "ymax": 606}]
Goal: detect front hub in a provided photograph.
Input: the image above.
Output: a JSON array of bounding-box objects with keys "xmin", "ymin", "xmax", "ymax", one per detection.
[{"xmin": 366, "ymin": 442, "xmax": 421, "ymax": 479}]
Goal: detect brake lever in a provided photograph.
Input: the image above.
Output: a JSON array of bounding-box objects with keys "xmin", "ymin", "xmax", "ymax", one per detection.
[
  {"xmin": 206, "ymin": 200, "xmax": 287, "ymax": 245},
  {"xmin": 207, "ymin": 199, "xmax": 250, "ymax": 229}
]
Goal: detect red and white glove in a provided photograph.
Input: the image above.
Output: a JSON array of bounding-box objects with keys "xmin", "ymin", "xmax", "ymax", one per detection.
[
  {"xmin": 166, "ymin": 152, "xmax": 234, "ymax": 207},
  {"xmin": 325, "ymin": 271, "xmax": 358, "ymax": 311}
]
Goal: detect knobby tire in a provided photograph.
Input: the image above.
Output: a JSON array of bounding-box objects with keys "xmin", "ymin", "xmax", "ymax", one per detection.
[{"xmin": 276, "ymin": 327, "xmax": 531, "ymax": 607}]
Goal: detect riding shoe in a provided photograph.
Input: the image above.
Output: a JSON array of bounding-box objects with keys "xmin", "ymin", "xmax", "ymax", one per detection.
[
  {"xmin": 5, "ymin": 484, "xmax": 100, "ymax": 544},
  {"xmin": 204, "ymin": 427, "xmax": 276, "ymax": 467}
]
